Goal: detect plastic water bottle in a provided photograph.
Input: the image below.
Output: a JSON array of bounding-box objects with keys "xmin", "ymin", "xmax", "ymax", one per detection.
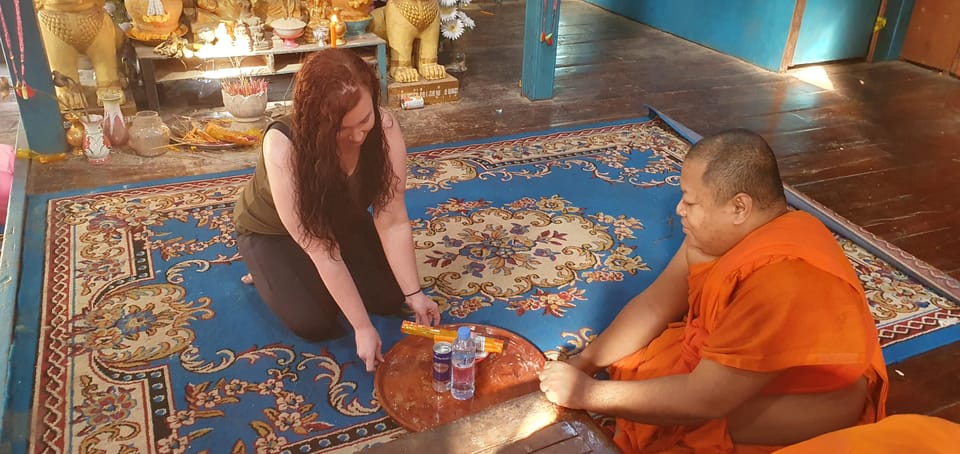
[{"xmin": 451, "ymin": 326, "xmax": 476, "ymax": 400}]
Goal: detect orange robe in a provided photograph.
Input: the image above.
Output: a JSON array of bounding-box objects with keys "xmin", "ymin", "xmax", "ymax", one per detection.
[
  {"xmin": 609, "ymin": 211, "xmax": 889, "ymax": 453},
  {"xmin": 774, "ymin": 414, "xmax": 960, "ymax": 453}
]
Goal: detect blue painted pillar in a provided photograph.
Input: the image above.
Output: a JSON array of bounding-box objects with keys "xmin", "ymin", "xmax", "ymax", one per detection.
[
  {"xmin": 521, "ymin": 0, "xmax": 562, "ymax": 100},
  {"xmin": 0, "ymin": 0, "xmax": 67, "ymax": 153}
]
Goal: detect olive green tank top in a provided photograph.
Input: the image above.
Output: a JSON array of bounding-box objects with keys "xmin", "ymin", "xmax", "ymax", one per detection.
[{"xmin": 233, "ymin": 121, "xmax": 369, "ymax": 236}]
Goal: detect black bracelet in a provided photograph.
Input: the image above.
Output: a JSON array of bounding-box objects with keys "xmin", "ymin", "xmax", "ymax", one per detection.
[{"xmin": 403, "ymin": 288, "xmax": 422, "ymax": 298}]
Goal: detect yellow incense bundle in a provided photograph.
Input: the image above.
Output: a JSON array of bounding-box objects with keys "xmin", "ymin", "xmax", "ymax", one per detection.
[{"xmin": 400, "ymin": 320, "xmax": 504, "ymax": 354}]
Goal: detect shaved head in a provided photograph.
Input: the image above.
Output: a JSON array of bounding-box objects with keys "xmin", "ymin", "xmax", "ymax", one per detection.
[{"xmin": 686, "ymin": 129, "xmax": 786, "ymax": 209}]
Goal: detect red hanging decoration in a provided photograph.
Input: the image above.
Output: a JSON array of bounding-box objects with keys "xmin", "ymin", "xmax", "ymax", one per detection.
[
  {"xmin": 0, "ymin": 0, "xmax": 33, "ymax": 99},
  {"xmin": 540, "ymin": 0, "xmax": 558, "ymax": 47}
]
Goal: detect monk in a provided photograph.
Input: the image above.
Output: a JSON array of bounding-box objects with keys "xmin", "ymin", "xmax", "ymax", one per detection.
[
  {"xmin": 774, "ymin": 414, "xmax": 960, "ymax": 453},
  {"xmin": 538, "ymin": 129, "xmax": 889, "ymax": 453}
]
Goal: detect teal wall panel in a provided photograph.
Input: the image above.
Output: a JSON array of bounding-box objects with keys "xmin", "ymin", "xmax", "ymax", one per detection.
[
  {"xmin": 583, "ymin": 0, "xmax": 797, "ymax": 71},
  {"xmin": 792, "ymin": 0, "xmax": 882, "ymax": 66}
]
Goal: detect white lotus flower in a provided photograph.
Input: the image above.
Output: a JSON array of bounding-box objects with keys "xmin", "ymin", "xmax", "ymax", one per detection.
[
  {"xmin": 440, "ymin": 0, "xmax": 458, "ymax": 6},
  {"xmin": 457, "ymin": 11, "xmax": 475, "ymax": 29},
  {"xmin": 440, "ymin": 6, "xmax": 458, "ymax": 22},
  {"xmin": 441, "ymin": 18, "xmax": 465, "ymax": 40}
]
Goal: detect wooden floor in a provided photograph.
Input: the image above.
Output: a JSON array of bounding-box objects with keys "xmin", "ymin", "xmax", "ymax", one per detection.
[{"xmin": 16, "ymin": 0, "xmax": 960, "ymax": 422}]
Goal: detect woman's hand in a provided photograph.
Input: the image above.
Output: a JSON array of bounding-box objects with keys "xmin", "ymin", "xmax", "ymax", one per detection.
[
  {"xmin": 354, "ymin": 325, "xmax": 383, "ymax": 372},
  {"xmin": 405, "ymin": 291, "xmax": 441, "ymax": 326}
]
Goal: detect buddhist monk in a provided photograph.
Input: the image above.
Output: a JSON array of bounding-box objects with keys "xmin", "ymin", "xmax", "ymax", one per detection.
[
  {"xmin": 538, "ymin": 129, "xmax": 889, "ymax": 453},
  {"xmin": 774, "ymin": 414, "xmax": 960, "ymax": 453}
]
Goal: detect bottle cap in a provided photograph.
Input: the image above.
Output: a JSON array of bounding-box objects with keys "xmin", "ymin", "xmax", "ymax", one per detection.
[{"xmin": 457, "ymin": 326, "xmax": 471, "ymax": 340}]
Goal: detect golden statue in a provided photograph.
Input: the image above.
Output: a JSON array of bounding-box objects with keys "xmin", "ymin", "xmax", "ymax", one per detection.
[
  {"xmin": 125, "ymin": 0, "xmax": 185, "ymax": 40},
  {"xmin": 307, "ymin": 0, "xmax": 331, "ymax": 27},
  {"xmin": 371, "ymin": 0, "xmax": 446, "ymax": 83},
  {"xmin": 35, "ymin": 0, "xmax": 126, "ymax": 109},
  {"xmin": 253, "ymin": 0, "xmax": 304, "ymax": 25},
  {"xmin": 330, "ymin": 0, "xmax": 370, "ymax": 20},
  {"xmin": 193, "ymin": 0, "xmax": 244, "ymax": 35}
]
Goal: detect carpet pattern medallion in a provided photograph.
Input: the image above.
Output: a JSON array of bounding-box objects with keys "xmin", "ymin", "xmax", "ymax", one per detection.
[{"xmin": 11, "ymin": 114, "xmax": 959, "ymax": 453}]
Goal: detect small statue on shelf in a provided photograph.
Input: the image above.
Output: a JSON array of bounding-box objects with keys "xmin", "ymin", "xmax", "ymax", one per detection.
[
  {"xmin": 305, "ymin": 0, "xmax": 332, "ymax": 29},
  {"xmin": 298, "ymin": 2, "xmax": 317, "ymax": 43},
  {"xmin": 254, "ymin": 0, "xmax": 304, "ymax": 25},
  {"xmin": 235, "ymin": 0, "xmax": 272, "ymax": 50},
  {"xmin": 251, "ymin": 24, "xmax": 271, "ymax": 49},
  {"xmin": 235, "ymin": 21, "xmax": 254, "ymax": 51}
]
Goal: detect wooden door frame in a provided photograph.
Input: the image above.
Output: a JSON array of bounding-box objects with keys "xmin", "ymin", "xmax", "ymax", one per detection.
[
  {"xmin": 780, "ymin": 0, "xmax": 890, "ymax": 70},
  {"xmin": 867, "ymin": 0, "xmax": 890, "ymax": 61},
  {"xmin": 779, "ymin": 0, "xmax": 807, "ymax": 71}
]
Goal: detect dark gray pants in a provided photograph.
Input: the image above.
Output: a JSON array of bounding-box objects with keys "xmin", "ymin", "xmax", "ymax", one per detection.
[{"xmin": 237, "ymin": 214, "xmax": 404, "ymax": 341}]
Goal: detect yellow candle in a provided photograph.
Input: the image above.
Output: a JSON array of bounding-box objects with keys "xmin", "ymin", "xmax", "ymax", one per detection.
[{"xmin": 330, "ymin": 14, "xmax": 339, "ymax": 48}]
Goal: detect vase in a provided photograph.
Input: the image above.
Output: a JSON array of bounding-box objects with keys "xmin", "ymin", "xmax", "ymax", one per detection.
[
  {"xmin": 65, "ymin": 115, "xmax": 86, "ymax": 156},
  {"xmin": 101, "ymin": 91, "xmax": 129, "ymax": 148},
  {"xmin": 128, "ymin": 111, "xmax": 171, "ymax": 157},
  {"xmin": 81, "ymin": 114, "xmax": 111, "ymax": 164},
  {"xmin": 222, "ymin": 90, "xmax": 268, "ymax": 121}
]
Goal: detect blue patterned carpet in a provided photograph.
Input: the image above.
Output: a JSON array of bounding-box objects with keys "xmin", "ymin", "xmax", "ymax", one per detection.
[{"xmin": 7, "ymin": 110, "xmax": 959, "ymax": 453}]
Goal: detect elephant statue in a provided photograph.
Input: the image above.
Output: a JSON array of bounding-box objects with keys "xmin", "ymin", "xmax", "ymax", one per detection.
[
  {"xmin": 371, "ymin": 0, "xmax": 446, "ymax": 83},
  {"xmin": 35, "ymin": 0, "xmax": 126, "ymax": 109}
]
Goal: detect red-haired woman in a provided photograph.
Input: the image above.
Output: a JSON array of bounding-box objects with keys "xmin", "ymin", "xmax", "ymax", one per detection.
[{"xmin": 233, "ymin": 49, "xmax": 441, "ymax": 372}]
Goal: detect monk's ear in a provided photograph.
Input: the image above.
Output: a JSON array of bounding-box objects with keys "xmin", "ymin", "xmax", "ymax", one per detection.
[{"xmin": 731, "ymin": 193, "xmax": 752, "ymax": 224}]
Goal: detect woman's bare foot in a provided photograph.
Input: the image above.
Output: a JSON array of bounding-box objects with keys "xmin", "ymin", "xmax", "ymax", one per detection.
[{"xmin": 241, "ymin": 273, "xmax": 254, "ymax": 285}]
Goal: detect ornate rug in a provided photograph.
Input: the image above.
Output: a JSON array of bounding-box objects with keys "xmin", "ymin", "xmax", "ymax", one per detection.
[{"xmin": 8, "ymin": 110, "xmax": 960, "ymax": 453}]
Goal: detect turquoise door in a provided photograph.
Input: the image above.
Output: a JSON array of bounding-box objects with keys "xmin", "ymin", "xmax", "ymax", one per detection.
[{"xmin": 792, "ymin": 0, "xmax": 883, "ymax": 66}]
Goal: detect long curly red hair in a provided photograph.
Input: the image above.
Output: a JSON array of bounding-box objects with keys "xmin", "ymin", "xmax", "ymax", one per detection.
[{"xmin": 289, "ymin": 49, "xmax": 393, "ymax": 252}]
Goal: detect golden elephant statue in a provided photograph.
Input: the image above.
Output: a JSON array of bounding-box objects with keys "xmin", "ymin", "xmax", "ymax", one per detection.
[
  {"xmin": 371, "ymin": 0, "xmax": 446, "ymax": 83},
  {"xmin": 35, "ymin": 0, "xmax": 126, "ymax": 109}
]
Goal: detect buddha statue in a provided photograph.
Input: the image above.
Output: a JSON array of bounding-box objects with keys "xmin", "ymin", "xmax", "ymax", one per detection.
[
  {"xmin": 125, "ymin": 0, "xmax": 185, "ymax": 41},
  {"xmin": 253, "ymin": 0, "xmax": 304, "ymax": 25},
  {"xmin": 193, "ymin": 0, "xmax": 243, "ymax": 33}
]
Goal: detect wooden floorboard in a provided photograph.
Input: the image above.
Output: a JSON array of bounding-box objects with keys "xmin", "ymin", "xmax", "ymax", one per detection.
[{"xmin": 16, "ymin": 0, "xmax": 960, "ymax": 422}]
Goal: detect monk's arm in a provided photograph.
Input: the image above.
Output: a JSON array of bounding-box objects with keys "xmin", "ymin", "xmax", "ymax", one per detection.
[
  {"xmin": 578, "ymin": 359, "xmax": 777, "ymax": 425},
  {"xmin": 566, "ymin": 244, "xmax": 690, "ymax": 375}
]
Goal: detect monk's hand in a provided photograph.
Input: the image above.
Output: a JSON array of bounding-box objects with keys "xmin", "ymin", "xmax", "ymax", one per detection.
[
  {"xmin": 406, "ymin": 291, "xmax": 441, "ymax": 326},
  {"xmin": 538, "ymin": 360, "xmax": 591, "ymax": 409},
  {"xmin": 564, "ymin": 354, "xmax": 601, "ymax": 377}
]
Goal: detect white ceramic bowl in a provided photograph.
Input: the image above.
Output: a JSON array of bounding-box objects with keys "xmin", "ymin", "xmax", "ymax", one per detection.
[{"xmin": 271, "ymin": 18, "xmax": 306, "ymax": 40}]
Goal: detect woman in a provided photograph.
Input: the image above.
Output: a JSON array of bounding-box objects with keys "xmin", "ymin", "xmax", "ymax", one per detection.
[{"xmin": 233, "ymin": 49, "xmax": 441, "ymax": 372}]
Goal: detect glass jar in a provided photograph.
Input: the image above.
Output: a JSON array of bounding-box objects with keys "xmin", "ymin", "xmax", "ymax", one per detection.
[
  {"xmin": 128, "ymin": 111, "xmax": 171, "ymax": 157},
  {"xmin": 101, "ymin": 91, "xmax": 129, "ymax": 148}
]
